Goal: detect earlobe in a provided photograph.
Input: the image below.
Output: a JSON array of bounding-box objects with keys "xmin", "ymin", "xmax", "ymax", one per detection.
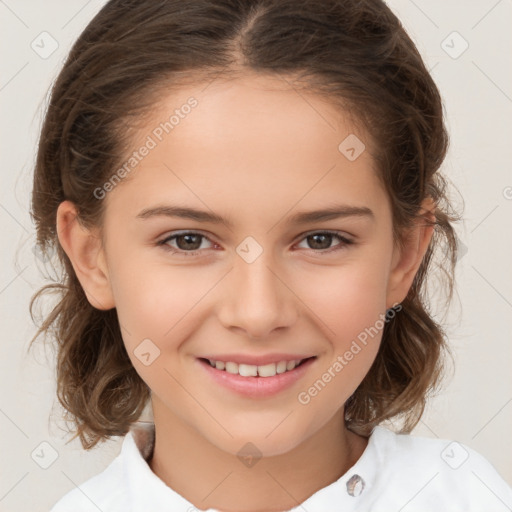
[
  {"xmin": 386, "ymin": 198, "xmax": 436, "ymax": 308},
  {"xmin": 56, "ymin": 200, "xmax": 115, "ymax": 310}
]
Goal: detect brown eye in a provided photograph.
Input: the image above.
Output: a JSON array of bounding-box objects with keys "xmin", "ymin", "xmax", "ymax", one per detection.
[
  {"xmin": 307, "ymin": 233, "xmax": 334, "ymax": 250},
  {"xmin": 172, "ymin": 233, "xmax": 203, "ymax": 251},
  {"xmin": 158, "ymin": 231, "xmax": 214, "ymax": 256},
  {"xmin": 296, "ymin": 231, "xmax": 353, "ymax": 253}
]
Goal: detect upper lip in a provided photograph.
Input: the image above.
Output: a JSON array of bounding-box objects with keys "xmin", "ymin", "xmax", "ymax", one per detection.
[{"xmin": 199, "ymin": 353, "xmax": 317, "ymax": 366}]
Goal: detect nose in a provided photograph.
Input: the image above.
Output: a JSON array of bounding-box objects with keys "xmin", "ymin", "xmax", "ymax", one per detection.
[{"xmin": 217, "ymin": 251, "xmax": 298, "ymax": 340}]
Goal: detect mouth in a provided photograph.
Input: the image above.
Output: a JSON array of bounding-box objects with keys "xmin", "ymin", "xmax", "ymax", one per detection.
[
  {"xmin": 196, "ymin": 355, "xmax": 318, "ymax": 399},
  {"xmin": 198, "ymin": 356, "xmax": 316, "ymax": 378}
]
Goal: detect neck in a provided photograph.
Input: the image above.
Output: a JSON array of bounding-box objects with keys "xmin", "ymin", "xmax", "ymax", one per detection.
[{"xmin": 148, "ymin": 398, "xmax": 368, "ymax": 512}]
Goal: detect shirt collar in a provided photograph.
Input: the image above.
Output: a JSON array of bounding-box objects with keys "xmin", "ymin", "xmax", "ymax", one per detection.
[
  {"xmin": 123, "ymin": 421, "xmax": 389, "ymax": 511},
  {"xmin": 123, "ymin": 422, "xmax": 199, "ymax": 511}
]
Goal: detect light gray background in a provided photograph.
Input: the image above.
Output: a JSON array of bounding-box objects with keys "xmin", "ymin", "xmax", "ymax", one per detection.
[{"xmin": 1, "ymin": 1, "xmax": 511, "ymax": 510}]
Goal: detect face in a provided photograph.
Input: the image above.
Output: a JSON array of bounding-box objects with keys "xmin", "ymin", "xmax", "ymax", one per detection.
[{"xmin": 97, "ymin": 73, "xmax": 400, "ymax": 456}]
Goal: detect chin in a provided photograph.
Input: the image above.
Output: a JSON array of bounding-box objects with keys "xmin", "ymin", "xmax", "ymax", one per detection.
[{"xmin": 208, "ymin": 427, "xmax": 307, "ymax": 459}]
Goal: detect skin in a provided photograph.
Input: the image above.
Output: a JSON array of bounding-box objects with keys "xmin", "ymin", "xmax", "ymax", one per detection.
[{"xmin": 57, "ymin": 73, "xmax": 434, "ymax": 512}]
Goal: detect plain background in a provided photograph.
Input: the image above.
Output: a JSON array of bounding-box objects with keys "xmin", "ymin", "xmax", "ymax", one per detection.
[{"xmin": 1, "ymin": 1, "xmax": 511, "ymax": 510}]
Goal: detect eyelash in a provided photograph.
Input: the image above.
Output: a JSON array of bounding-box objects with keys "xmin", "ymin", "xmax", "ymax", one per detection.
[{"xmin": 156, "ymin": 230, "xmax": 354, "ymax": 257}]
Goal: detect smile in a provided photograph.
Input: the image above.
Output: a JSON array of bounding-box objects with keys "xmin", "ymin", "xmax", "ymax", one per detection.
[
  {"xmin": 196, "ymin": 356, "xmax": 318, "ymax": 398},
  {"xmin": 203, "ymin": 358, "xmax": 312, "ymax": 377}
]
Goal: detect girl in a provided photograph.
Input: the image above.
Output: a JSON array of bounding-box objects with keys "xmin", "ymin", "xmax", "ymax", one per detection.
[{"xmin": 30, "ymin": 0, "xmax": 512, "ymax": 510}]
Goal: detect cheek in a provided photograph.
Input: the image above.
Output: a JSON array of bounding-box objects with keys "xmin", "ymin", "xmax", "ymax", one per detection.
[
  {"xmin": 296, "ymin": 257, "xmax": 390, "ymax": 343},
  {"xmin": 109, "ymin": 257, "xmax": 222, "ymax": 384},
  {"xmin": 109, "ymin": 264, "xmax": 200, "ymax": 393},
  {"xmin": 106, "ymin": 248, "xmax": 183, "ymax": 344},
  {"xmin": 294, "ymin": 274, "xmax": 386, "ymax": 422},
  {"xmin": 291, "ymin": 256, "xmax": 389, "ymax": 405}
]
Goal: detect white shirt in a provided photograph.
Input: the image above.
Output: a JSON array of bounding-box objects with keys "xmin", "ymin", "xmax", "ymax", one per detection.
[{"xmin": 51, "ymin": 422, "xmax": 512, "ymax": 511}]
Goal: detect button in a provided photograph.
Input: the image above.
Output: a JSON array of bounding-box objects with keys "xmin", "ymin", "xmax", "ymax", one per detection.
[{"xmin": 346, "ymin": 474, "xmax": 365, "ymax": 497}]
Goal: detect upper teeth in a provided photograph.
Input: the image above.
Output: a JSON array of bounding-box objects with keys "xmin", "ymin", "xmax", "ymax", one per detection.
[{"xmin": 208, "ymin": 359, "xmax": 303, "ymax": 377}]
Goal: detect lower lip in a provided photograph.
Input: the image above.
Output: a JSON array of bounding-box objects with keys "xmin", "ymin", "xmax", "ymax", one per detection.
[{"xmin": 196, "ymin": 357, "xmax": 316, "ymax": 399}]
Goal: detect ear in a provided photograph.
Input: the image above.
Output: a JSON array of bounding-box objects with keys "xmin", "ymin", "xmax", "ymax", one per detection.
[
  {"xmin": 386, "ymin": 197, "xmax": 435, "ymax": 308},
  {"xmin": 56, "ymin": 200, "xmax": 115, "ymax": 310}
]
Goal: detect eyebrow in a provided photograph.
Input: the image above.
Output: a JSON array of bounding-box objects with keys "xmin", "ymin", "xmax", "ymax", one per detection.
[{"xmin": 135, "ymin": 204, "xmax": 374, "ymax": 228}]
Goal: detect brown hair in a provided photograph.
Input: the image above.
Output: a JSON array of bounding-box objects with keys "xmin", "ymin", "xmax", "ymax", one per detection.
[{"xmin": 30, "ymin": 0, "xmax": 460, "ymax": 449}]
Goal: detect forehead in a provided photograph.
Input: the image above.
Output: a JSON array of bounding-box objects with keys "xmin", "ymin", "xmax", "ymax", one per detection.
[{"xmin": 104, "ymin": 73, "xmax": 389, "ymax": 225}]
